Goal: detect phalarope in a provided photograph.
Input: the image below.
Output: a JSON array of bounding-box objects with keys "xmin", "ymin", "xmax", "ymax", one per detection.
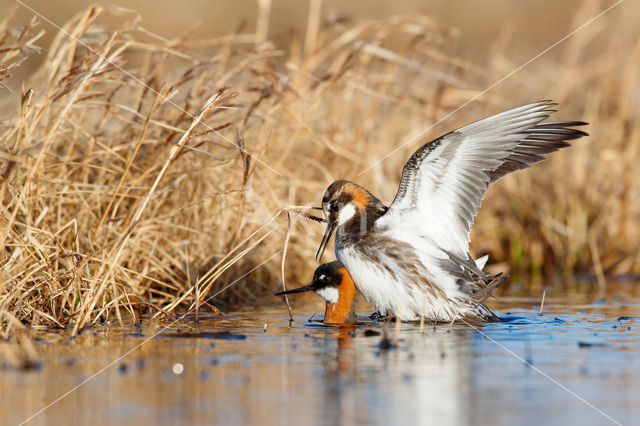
[
  {"xmin": 276, "ymin": 261, "xmax": 357, "ymax": 324},
  {"xmin": 314, "ymin": 101, "xmax": 587, "ymax": 322}
]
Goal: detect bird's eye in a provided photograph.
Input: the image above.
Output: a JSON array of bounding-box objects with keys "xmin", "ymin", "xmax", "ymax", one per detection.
[
  {"xmin": 328, "ymin": 201, "xmax": 338, "ymax": 212},
  {"xmin": 319, "ymin": 274, "xmax": 328, "ymax": 282}
]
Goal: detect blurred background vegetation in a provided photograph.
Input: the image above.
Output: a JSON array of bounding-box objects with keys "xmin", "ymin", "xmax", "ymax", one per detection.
[{"xmin": 0, "ymin": 0, "xmax": 638, "ymax": 335}]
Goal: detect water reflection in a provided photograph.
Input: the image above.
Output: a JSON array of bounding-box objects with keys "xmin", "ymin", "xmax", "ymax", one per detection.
[
  {"xmin": 1, "ymin": 300, "xmax": 639, "ymax": 425},
  {"xmin": 293, "ymin": 321, "xmax": 475, "ymax": 425}
]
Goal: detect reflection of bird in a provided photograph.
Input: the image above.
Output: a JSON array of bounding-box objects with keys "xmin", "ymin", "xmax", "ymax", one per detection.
[
  {"xmin": 276, "ymin": 261, "xmax": 356, "ymax": 324},
  {"xmin": 315, "ymin": 101, "xmax": 588, "ymax": 322}
]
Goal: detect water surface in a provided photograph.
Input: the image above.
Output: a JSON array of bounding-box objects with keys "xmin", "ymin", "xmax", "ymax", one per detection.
[{"xmin": 2, "ymin": 292, "xmax": 639, "ymax": 426}]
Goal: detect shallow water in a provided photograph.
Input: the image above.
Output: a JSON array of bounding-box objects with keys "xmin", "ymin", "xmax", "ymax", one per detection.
[{"xmin": 2, "ymin": 292, "xmax": 640, "ymax": 426}]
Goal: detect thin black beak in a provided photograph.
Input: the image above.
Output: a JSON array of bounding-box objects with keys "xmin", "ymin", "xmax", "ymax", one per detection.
[
  {"xmin": 275, "ymin": 284, "xmax": 314, "ymax": 296},
  {"xmin": 315, "ymin": 224, "xmax": 335, "ymax": 261},
  {"xmin": 310, "ymin": 206, "xmax": 323, "ymax": 210}
]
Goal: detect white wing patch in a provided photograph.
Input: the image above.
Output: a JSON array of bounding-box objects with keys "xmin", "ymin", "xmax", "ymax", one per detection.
[
  {"xmin": 381, "ymin": 101, "xmax": 587, "ymax": 254},
  {"xmin": 316, "ymin": 287, "xmax": 339, "ymax": 304},
  {"xmin": 474, "ymin": 255, "xmax": 489, "ymax": 270}
]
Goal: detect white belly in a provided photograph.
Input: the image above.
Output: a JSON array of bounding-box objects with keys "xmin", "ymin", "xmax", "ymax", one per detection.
[{"xmin": 336, "ymin": 243, "xmax": 470, "ymax": 321}]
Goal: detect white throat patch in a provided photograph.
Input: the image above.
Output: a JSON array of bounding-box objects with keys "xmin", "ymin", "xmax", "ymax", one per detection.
[
  {"xmin": 337, "ymin": 203, "xmax": 357, "ymax": 226},
  {"xmin": 316, "ymin": 287, "xmax": 339, "ymax": 304}
]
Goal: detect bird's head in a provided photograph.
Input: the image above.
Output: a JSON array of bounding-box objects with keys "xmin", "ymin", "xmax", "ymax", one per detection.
[
  {"xmin": 275, "ymin": 261, "xmax": 357, "ymax": 324},
  {"xmin": 315, "ymin": 180, "xmax": 386, "ymax": 260}
]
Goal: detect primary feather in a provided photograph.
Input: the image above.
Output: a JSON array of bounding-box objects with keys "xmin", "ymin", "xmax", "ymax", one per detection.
[{"xmin": 381, "ymin": 100, "xmax": 587, "ymax": 254}]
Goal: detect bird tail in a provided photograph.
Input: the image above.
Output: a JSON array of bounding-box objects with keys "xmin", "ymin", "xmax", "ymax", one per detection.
[{"xmin": 437, "ymin": 250, "xmax": 507, "ymax": 306}]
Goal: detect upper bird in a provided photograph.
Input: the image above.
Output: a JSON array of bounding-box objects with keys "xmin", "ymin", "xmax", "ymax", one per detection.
[{"xmin": 315, "ymin": 101, "xmax": 587, "ymax": 322}]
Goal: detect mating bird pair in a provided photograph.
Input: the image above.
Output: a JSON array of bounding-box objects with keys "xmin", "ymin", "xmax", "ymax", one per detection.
[{"xmin": 277, "ymin": 101, "xmax": 587, "ymax": 324}]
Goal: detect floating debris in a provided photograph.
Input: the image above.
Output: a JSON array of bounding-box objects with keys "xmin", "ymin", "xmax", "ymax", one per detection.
[
  {"xmin": 128, "ymin": 331, "xmax": 248, "ymax": 340},
  {"xmin": 618, "ymin": 316, "xmax": 637, "ymax": 321},
  {"xmin": 578, "ymin": 341, "xmax": 610, "ymax": 348}
]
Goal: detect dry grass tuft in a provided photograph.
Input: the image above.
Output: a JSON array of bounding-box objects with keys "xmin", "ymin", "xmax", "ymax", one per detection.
[{"xmin": 0, "ymin": 5, "xmax": 638, "ymax": 337}]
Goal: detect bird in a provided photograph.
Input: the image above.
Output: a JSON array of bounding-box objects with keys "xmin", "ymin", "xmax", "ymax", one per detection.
[
  {"xmin": 277, "ymin": 256, "xmax": 492, "ymax": 324},
  {"xmin": 314, "ymin": 101, "xmax": 588, "ymax": 322},
  {"xmin": 275, "ymin": 261, "xmax": 357, "ymax": 324}
]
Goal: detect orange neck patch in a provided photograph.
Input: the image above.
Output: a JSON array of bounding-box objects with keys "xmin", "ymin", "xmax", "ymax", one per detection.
[
  {"xmin": 347, "ymin": 184, "xmax": 369, "ymax": 211},
  {"xmin": 324, "ymin": 268, "xmax": 357, "ymax": 324}
]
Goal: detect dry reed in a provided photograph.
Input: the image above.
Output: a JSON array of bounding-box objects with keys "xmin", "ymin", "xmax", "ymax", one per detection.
[{"xmin": 0, "ymin": 4, "xmax": 638, "ymax": 340}]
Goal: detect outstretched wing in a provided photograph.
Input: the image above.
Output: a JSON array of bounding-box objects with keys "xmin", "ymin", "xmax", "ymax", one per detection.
[{"xmin": 379, "ymin": 101, "xmax": 587, "ymax": 253}]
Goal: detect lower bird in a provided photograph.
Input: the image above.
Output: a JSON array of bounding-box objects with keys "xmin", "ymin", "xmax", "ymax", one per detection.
[
  {"xmin": 276, "ymin": 261, "xmax": 357, "ymax": 324},
  {"xmin": 314, "ymin": 101, "xmax": 587, "ymax": 322}
]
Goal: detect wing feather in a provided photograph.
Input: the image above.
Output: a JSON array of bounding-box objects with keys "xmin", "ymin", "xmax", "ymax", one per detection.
[{"xmin": 380, "ymin": 101, "xmax": 588, "ymax": 253}]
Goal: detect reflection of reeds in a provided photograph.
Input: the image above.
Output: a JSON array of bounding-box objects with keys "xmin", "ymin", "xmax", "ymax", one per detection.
[{"xmin": 0, "ymin": 4, "xmax": 638, "ymax": 337}]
